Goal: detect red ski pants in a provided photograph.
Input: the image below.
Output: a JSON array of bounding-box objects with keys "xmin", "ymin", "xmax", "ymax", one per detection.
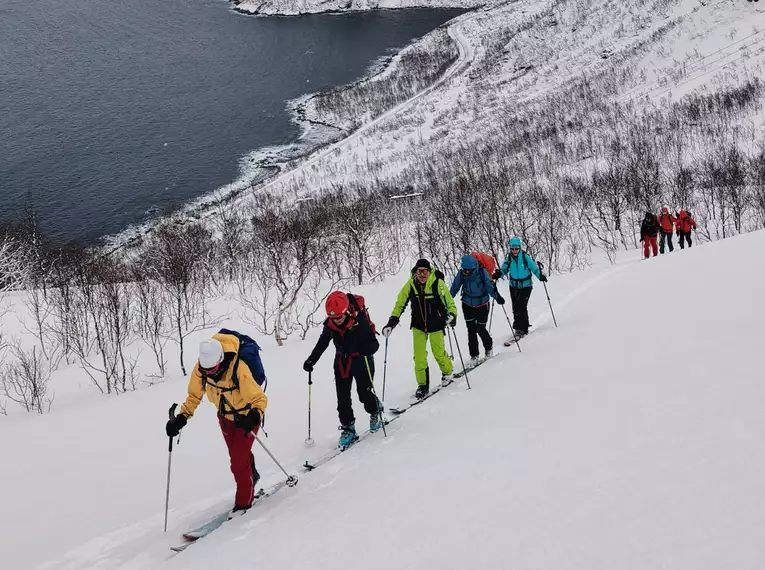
[
  {"xmin": 218, "ymin": 416, "xmax": 258, "ymax": 508},
  {"xmin": 643, "ymin": 236, "xmax": 658, "ymax": 258}
]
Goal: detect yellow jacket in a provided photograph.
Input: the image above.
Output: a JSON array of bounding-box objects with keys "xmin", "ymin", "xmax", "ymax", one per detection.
[{"xmin": 180, "ymin": 333, "xmax": 268, "ymax": 421}]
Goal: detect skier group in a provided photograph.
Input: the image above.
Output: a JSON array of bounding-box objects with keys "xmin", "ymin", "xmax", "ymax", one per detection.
[
  {"xmin": 165, "ymin": 237, "xmax": 548, "ymax": 518},
  {"xmin": 640, "ymin": 206, "xmax": 698, "ymax": 258}
]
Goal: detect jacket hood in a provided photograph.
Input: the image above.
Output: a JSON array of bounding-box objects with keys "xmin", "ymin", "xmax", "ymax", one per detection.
[{"xmin": 460, "ymin": 255, "xmax": 479, "ymax": 270}]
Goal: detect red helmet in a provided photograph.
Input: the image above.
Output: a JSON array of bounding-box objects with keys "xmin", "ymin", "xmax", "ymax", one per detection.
[{"xmin": 326, "ymin": 291, "xmax": 350, "ymax": 318}]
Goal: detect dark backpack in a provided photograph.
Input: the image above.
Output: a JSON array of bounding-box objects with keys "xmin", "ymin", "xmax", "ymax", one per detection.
[
  {"xmin": 218, "ymin": 328, "xmax": 267, "ymax": 392},
  {"xmin": 347, "ymin": 294, "xmax": 377, "ymax": 336}
]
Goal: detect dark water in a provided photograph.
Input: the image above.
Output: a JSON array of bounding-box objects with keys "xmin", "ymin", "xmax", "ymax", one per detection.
[{"xmin": 0, "ymin": 0, "xmax": 461, "ymax": 244}]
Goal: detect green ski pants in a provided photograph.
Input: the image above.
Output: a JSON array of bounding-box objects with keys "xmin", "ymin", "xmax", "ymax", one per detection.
[{"xmin": 412, "ymin": 328, "xmax": 453, "ymax": 386}]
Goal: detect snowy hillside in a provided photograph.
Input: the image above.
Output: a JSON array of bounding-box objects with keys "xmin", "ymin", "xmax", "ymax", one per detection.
[
  {"xmin": 234, "ymin": 0, "xmax": 481, "ymax": 17},
  {"xmin": 3, "ymin": 233, "xmax": 764, "ymax": 569}
]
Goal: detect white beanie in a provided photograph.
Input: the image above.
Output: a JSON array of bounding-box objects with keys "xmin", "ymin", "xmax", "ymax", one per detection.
[{"xmin": 198, "ymin": 339, "xmax": 224, "ymax": 369}]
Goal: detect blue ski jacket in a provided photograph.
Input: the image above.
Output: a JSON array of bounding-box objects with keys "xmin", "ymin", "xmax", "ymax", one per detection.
[
  {"xmin": 499, "ymin": 248, "xmax": 542, "ymax": 289},
  {"xmin": 450, "ymin": 255, "xmax": 498, "ymax": 307}
]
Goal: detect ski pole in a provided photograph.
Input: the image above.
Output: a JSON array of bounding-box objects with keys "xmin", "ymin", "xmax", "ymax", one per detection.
[
  {"xmin": 305, "ymin": 372, "xmax": 314, "ymax": 447},
  {"xmin": 448, "ymin": 327, "xmax": 471, "ymax": 390},
  {"xmin": 500, "ymin": 304, "xmax": 522, "ymax": 352},
  {"xmin": 382, "ymin": 337, "xmax": 389, "ymax": 402},
  {"xmin": 538, "ymin": 262, "xmax": 558, "ymax": 328},
  {"xmin": 164, "ymin": 403, "xmax": 177, "ymax": 533},
  {"xmin": 254, "ymin": 434, "xmax": 298, "ymax": 487},
  {"xmin": 447, "ymin": 327, "xmax": 455, "ymax": 360},
  {"xmin": 365, "ymin": 356, "xmax": 387, "ymax": 438},
  {"xmin": 488, "ymin": 299, "xmax": 495, "ymax": 333}
]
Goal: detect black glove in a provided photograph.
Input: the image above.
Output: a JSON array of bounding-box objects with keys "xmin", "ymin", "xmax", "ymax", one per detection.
[
  {"xmin": 495, "ymin": 293, "xmax": 505, "ymax": 305},
  {"xmin": 640, "ymin": 236, "xmax": 644, "ymax": 242},
  {"xmin": 539, "ymin": 273, "xmax": 548, "ymax": 283},
  {"xmin": 236, "ymin": 409, "xmax": 261, "ymax": 433},
  {"xmin": 166, "ymin": 414, "xmax": 187, "ymax": 438},
  {"xmin": 303, "ymin": 358, "xmax": 315, "ymax": 372},
  {"xmin": 447, "ymin": 313, "xmax": 457, "ymax": 328},
  {"xmin": 492, "ymin": 269, "xmax": 502, "ymax": 280},
  {"xmin": 384, "ymin": 316, "xmax": 399, "ymax": 329}
]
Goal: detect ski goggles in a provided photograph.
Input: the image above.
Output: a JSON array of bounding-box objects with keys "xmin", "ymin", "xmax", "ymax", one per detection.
[
  {"xmin": 199, "ymin": 359, "xmax": 224, "ymax": 375},
  {"xmin": 461, "ymin": 268, "xmax": 475, "ymax": 276}
]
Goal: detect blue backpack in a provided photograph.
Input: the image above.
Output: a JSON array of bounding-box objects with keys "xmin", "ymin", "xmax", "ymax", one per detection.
[{"xmin": 219, "ymin": 328, "xmax": 267, "ymax": 392}]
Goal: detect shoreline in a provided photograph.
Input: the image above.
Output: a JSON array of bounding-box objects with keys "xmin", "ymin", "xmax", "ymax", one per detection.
[
  {"xmin": 232, "ymin": 0, "xmax": 482, "ymax": 17},
  {"xmin": 103, "ymin": 6, "xmax": 472, "ymax": 255}
]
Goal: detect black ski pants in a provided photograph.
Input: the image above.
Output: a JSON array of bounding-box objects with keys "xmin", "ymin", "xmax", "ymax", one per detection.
[
  {"xmin": 334, "ymin": 355, "xmax": 378, "ymax": 428},
  {"xmin": 678, "ymin": 231, "xmax": 692, "ymax": 249},
  {"xmin": 659, "ymin": 231, "xmax": 674, "ymax": 253},
  {"xmin": 462, "ymin": 302, "xmax": 493, "ymax": 358},
  {"xmin": 509, "ymin": 286, "xmax": 533, "ymax": 334}
]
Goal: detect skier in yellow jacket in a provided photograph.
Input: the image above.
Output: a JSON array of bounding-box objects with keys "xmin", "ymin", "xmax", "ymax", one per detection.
[
  {"xmin": 382, "ymin": 259, "xmax": 458, "ymax": 399},
  {"xmin": 166, "ymin": 332, "xmax": 267, "ymax": 517}
]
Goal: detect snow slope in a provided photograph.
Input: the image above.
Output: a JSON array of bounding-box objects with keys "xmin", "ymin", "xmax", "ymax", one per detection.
[{"xmin": 3, "ymin": 233, "xmax": 764, "ymax": 569}]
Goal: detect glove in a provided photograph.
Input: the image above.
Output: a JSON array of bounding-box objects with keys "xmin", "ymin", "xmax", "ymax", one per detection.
[
  {"xmin": 382, "ymin": 316, "xmax": 399, "ymax": 337},
  {"xmin": 166, "ymin": 414, "xmax": 187, "ymax": 438},
  {"xmin": 446, "ymin": 313, "xmax": 456, "ymax": 327},
  {"xmin": 491, "ymin": 269, "xmax": 502, "ymax": 280},
  {"xmin": 495, "ymin": 293, "xmax": 505, "ymax": 305},
  {"xmin": 539, "ymin": 273, "xmax": 548, "ymax": 283},
  {"xmin": 303, "ymin": 358, "xmax": 315, "ymax": 372},
  {"xmin": 640, "ymin": 236, "xmax": 644, "ymax": 242},
  {"xmin": 236, "ymin": 409, "xmax": 261, "ymax": 433}
]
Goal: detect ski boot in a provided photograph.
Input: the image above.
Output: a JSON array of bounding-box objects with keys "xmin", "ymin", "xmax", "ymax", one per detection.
[
  {"xmin": 228, "ymin": 504, "xmax": 250, "ymax": 520},
  {"xmin": 369, "ymin": 398, "xmax": 384, "ymax": 432},
  {"xmin": 415, "ymin": 383, "xmax": 429, "ymax": 400},
  {"xmin": 338, "ymin": 424, "xmax": 359, "ymax": 449},
  {"xmin": 485, "ymin": 348, "xmax": 493, "ymax": 359},
  {"xmin": 441, "ymin": 374, "xmax": 453, "ymax": 387}
]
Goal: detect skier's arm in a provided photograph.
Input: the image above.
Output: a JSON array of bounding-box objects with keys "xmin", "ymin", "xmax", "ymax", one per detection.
[
  {"xmin": 179, "ymin": 366, "xmax": 206, "ymax": 418},
  {"xmin": 355, "ymin": 311, "xmax": 380, "ymax": 356},
  {"xmin": 499, "ymin": 254, "xmax": 510, "ymax": 277},
  {"xmin": 526, "ymin": 253, "xmax": 542, "ymax": 280},
  {"xmin": 449, "ymin": 272, "xmax": 463, "ymax": 299},
  {"xmin": 391, "ymin": 281, "xmax": 412, "ymax": 318},
  {"xmin": 237, "ymin": 362, "xmax": 268, "ymax": 415},
  {"xmin": 439, "ymin": 279, "xmax": 458, "ymax": 316},
  {"xmin": 481, "ymin": 268, "xmax": 498, "ymax": 299},
  {"xmin": 307, "ymin": 324, "xmax": 332, "ymax": 363}
]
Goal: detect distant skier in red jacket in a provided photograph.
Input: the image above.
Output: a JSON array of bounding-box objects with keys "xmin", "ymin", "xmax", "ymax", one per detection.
[
  {"xmin": 675, "ymin": 209, "xmax": 697, "ymax": 249},
  {"xmin": 640, "ymin": 211, "xmax": 660, "ymax": 258},
  {"xmin": 657, "ymin": 206, "xmax": 677, "ymax": 254}
]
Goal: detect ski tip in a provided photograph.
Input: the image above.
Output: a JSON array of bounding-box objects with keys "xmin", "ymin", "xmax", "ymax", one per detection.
[{"xmin": 303, "ymin": 461, "xmax": 315, "ymax": 471}]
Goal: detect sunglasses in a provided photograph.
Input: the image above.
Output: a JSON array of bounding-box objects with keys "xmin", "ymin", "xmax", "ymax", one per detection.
[
  {"xmin": 510, "ymin": 247, "xmax": 520, "ymax": 252},
  {"xmin": 462, "ymin": 268, "xmax": 475, "ymax": 275},
  {"xmin": 415, "ymin": 268, "xmax": 430, "ymax": 274}
]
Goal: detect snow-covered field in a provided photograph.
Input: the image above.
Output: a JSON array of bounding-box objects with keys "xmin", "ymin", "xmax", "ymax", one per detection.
[{"xmin": 3, "ymin": 232, "xmax": 764, "ymax": 569}]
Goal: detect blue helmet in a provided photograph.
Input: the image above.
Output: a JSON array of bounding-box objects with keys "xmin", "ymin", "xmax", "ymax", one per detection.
[{"xmin": 507, "ymin": 237, "xmax": 522, "ymax": 249}]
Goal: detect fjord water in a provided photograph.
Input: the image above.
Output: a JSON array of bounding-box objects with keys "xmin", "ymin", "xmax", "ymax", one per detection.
[{"xmin": 0, "ymin": 0, "xmax": 460, "ymax": 243}]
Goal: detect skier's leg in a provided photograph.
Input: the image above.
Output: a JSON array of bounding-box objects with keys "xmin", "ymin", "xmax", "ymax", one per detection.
[
  {"xmin": 667, "ymin": 232, "xmax": 674, "ymax": 252},
  {"xmin": 650, "ymin": 236, "xmax": 658, "ymax": 256},
  {"xmin": 475, "ymin": 304, "xmax": 493, "ymax": 351},
  {"xmin": 643, "ymin": 239, "xmax": 650, "ymax": 258},
  {"xmin": 218, "ymin": 416, "xmax": 257, "ymax": 508},
  {"xmin": 353, "ymin": 356, "xmax": 379, "ymax": 415},
  {"xmin": 516, "ymin": 287, "xmax": 532, "ymax": 334},
  {"xmin": 462, "ymin": 303, "xmax": 479, "ymax": 358},
  {"xmin": 430, "ymin": 330, "xmax": 453, "ymax": 375},
  {"xmin": 334, "ymin": 360, "xmax": 355, "ymax": 427},
  {"xmin": 412, "ymin": 329, "xmax": 429, "ymax": 386},
  {"xmin": 687, "ymin": 232, "xmax": 693, "ymax": 247},
  {"xmin": 659, "ymin": 232, "xmax": 666, "ymax": 254},
  {"xmin": 509, "ymin": 287, "xmax": 522, "ymax": 330}
]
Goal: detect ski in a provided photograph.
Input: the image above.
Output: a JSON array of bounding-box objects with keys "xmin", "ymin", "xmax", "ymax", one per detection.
[
  {"xmin": 453, "ymin": 354, "xmax": 492, "ymax": 378},
  {"xmin": 302, "ymin": 416, "xmax": 398, "ymax": 472},
  {"xmin": 503, "ymin": 331, "xmax": 529, "ymax": 347},
  {"xmin": 388, "ymin": 383, "xmax": 447, "ymax": 415},
  {"xmin": 170, "ymin": 479, "xmax": 291, "ymax": 552}
]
